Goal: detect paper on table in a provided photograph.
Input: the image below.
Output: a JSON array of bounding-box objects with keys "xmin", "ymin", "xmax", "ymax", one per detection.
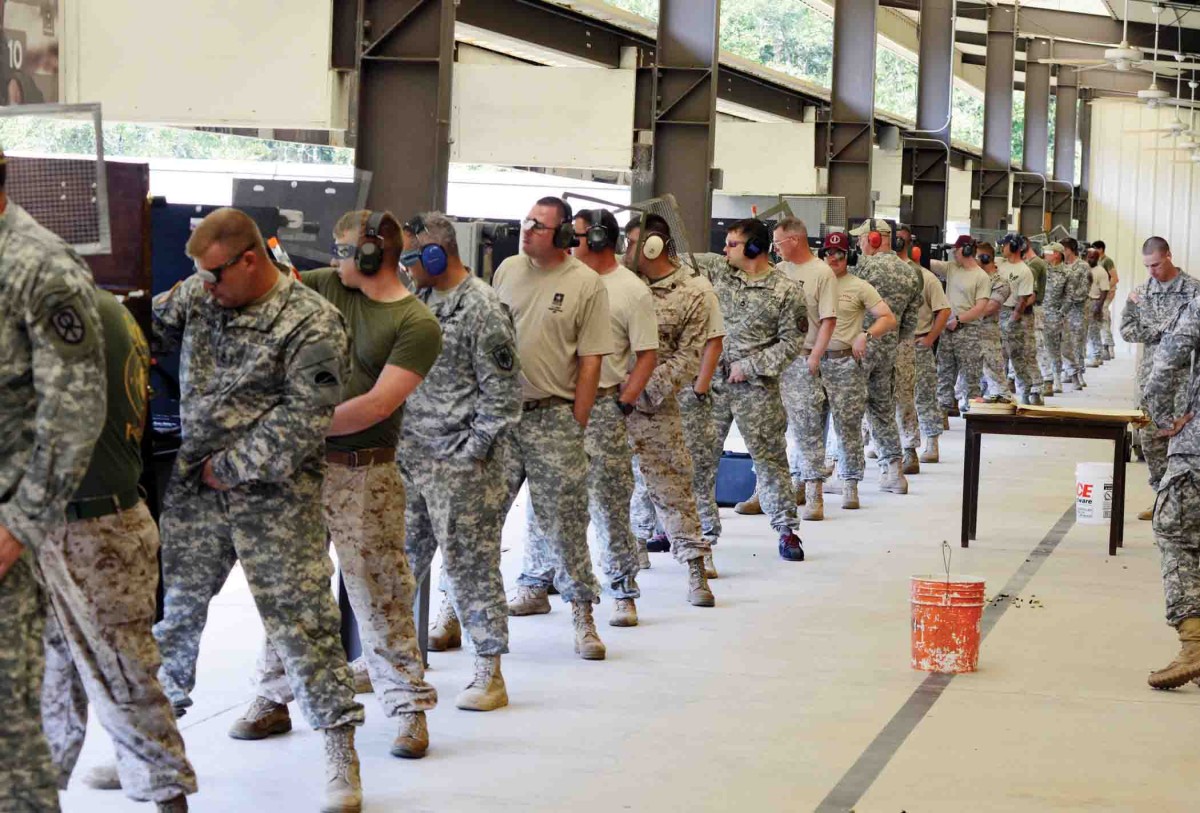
[{"xmin": 1014, "ymin": 404, "xmax": 1150, "ymax": 425}]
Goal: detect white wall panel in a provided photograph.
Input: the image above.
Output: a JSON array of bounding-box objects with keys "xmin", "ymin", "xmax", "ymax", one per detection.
[
  {"xmin": 450, "ymin": 65, "xmax": 634, "ymax": 171},
  {"xmin": 713, "ymin": 121, "xmax": 817, "ymax": 194},
  {"xmin": 948, "ymin": 166, "xmax": 972, "ymax": 223},
  {"xmin": 65, "ymin": 0, "xmax": 335, "ymax": 128},
  {"xmin": 1088, "ymin": 99, "xmax": 1200, "ymax": 351},
  {"xmin": 872, "ymin": 146, "xmax": 904, "ymax": 209}
]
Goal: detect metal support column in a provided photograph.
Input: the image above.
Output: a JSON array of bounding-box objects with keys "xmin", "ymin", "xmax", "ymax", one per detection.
[
  {"xmin": 1076, "ymin": 90, "xmax": 1091, "ymax": 241},
  {"xmin": 828, "ymin": 0, "xmax": 878, "ymax": 221},
  {"xmin": 1050, "ymin": 67, "xmax": 1079, "ymax": 234},
  {"xmin": 973, "ymin": 5, "xmax": 1016, "ymax": 232},
  {"xmin": 1017, "ymin": 38, "xmax": 1050, "ymax": 236},
  {"xmin": 902, "ymin": 0, "xmax": 954, "ymax": 247},
  {"xmin": 648, "ymin": 0, "xmax": 720, "ymax": 244},
  {"xmin": 353, "ymin": 0, "xmax": 455, "ymax": 214}
]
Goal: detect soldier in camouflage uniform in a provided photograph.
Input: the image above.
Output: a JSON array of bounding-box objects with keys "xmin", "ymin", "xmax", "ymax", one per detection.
[
  {"xmin": 931, "ymin": 237, "xmax": 992, "ymax": 414},
  {"xmin": 625, "ymin": 219, "xmax": 725, "ymax": 566},
  {"xmin": 1061, "ymin": 238, "xmax": 1092, "ymax": 388},
  {"xmin": 1121, "ymin": 236, "xmax": 1200, "ymax": 521},
  {"xmin": 397, "ymin": 212, "xmax": 521, "ymax": 711},
  {"xmin": 39, "ymin": 291, "xmax": 195, "ymax": 809},
  {"xmin": 1095, "ymin": 240, "xmax": 1119, "ymax": 360},
  {"xmin": 1040, "ymin": 243, "xmax": 1070, "ymax": 393},
  {"xmin": 975, "ymin": 244, "xmax": 1014, "ymax": 402},
  {"xmin": 995, "ymin": 235, "xmax": 1041, "ymax": 405},
  {"xmin": 850, "ymin": 220, "xmax": 922, "ymax": 494},
  {"xmin": 498, "ymin": 197, "xmax": 612, "ymax": 661},
  {"xmin": 0, "ymin": 192, "xmax": 106, "ymax": 813},
  {"xmin": 695, "ymin": 218, "xmax": 805, "ymax": 561},
  {"xmin": 1024, "ymin": 244, "xmax": 1053, "ymax": 391},
  {"xmin": 151, "ymin": 209, "xmax": 366, "ymax": 812},
  {"xmin": 248, "ymin": 210, "xmax": 442, "ymax": 762},
  {"xmin": 1141, "ymin": 266, "xmax": 1200, "ymax": 689}
]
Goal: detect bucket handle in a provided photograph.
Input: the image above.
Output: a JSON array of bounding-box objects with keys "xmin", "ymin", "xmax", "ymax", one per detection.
[{"xmin": 942, "ymin": 540, "xmax": 952, "ymax": 585}]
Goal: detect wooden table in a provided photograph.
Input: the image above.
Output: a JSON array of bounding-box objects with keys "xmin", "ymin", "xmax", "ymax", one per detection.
[{"xmin": 961, "ymin": 412, "xmax": 1131, "ymax": 556}]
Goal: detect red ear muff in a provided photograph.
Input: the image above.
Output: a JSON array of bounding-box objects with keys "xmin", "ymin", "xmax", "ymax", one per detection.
[{"xmin": 868, "ymin": 231, "xmax": 883, "ymax": 249}]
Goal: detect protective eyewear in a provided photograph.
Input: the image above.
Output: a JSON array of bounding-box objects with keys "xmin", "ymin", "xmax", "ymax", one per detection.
[
  {"xmin": 824, "ymin": 250, "xmax": 847, "ymax": 260},
  {"xmin": 194, "ymin": 243, "xmax": 255, "ymax": 285},
  {"xmin": 771, "ymin": 236, "xmax": 800, "ymax": 251},
  {"xmin": 331, "ymin": 242, "xmax": 357, "ymax": 261},
  {"xmin": 400, "ymin": 248, "xmax": 422, "ymax": 268},
  {"xmin": 725, "ymin": 240, "xmax": 745, "ymax": 250},
  {"xmin": 521, "ymin": 218, "xmax": 555, "ymax": 233}
]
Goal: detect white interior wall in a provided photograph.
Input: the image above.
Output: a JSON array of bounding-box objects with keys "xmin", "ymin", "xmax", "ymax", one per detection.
[
  {"xmin": 714, "ymin": 121, "xmax": 818, "ymax": 195},
  {"xmin": 1088, "ymin": 99, "xmax": 1200, "ymax": 347},
  {"xmin": 63, "ymin": 0, "xmax": 335, "ymax": 128},
  {"xmin": 872, "ymin": 146, "xmax": 904, "ymax": 211},
  {"xmin": 948, "ymin": 165, "xmax": 973, "ymax": 223},
  {"xmin": 450, "ymin": 65, "xmax": 634, "ymax": 171}
]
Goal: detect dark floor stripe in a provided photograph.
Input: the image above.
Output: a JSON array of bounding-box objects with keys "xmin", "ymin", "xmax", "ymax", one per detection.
[{"xmin": 813, "ymin": 505, "xmax": 1077, "ymax": 813}]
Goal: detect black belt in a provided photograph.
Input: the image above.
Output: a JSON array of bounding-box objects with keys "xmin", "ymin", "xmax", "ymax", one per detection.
[
  {"xmin": 327, "ymin": 447, "xmax": 396, "ymax": 467},
  {"xmin": 523, "ymin": 395, "xmax": 574, "ymax": 412},
  {"xmin": 65, "ymin": 487, "xmax": 141, "ymax": 522}
]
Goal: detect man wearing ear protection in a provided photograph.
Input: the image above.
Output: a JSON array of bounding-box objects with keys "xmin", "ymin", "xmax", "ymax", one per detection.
[
  {"xmin": 551, "ymin": 208, "xmax": 658, "ymax": 625},
  {"xmin": 152, "ymin": 209, "xmax": 367, "ymax": 811},
  {"xmin": 1040, "ymin": 242, "xmax": 1071, "ymax": 395},
  {"xmin": 694, "ymin": 219, "xmax": 806, "ymax": 560},
  {"xmin": 1061, "ymin": 238, "xmax": 1093, "ymax": 389},
  {"xmin": 930, "ymin": 236, "xmax": 992, "ymax": 415},
  {"xmin": 996, "ymin": 234, "xmax": 1041, "ymax": 406},
  {"xmin": 243, "ymin": 209, "xmax": 442, "ymax": 767},
  {"xmin": 848, "ymin": 219, "xmax": 921, "ymax": 496},
  {"xmin": 619, "ymin": 214, "xmax": 717, "ymax": 600},
  {"xmin": 625, "ymin": 218, "xmax": 727, "ymax": 574},
  {"xmin": 895, "ymin": 226, "xmax": 952, "ymax": 467},
  {"xmin": 973, "ymin": 244, "xmax": 1015, "ymax": 404},
  {"xmin": 396, "ymin": 212, "xmax": 521, "ymax": 712},
  {"xmin": 495, "ymin": 197, "xmax": 614, "ymax": 661},
  {"xmin": 1024, "ymin": 243, "xmax": 1054, "ymax": 394}
]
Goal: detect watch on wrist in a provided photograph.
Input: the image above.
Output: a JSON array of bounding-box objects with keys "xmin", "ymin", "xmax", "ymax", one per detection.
[
  {"xmin": 693, "ymin": 388, "xmax": 709, "ymax": 402},
  {"xmin": 617, "ymin": 399, "xmax": 635, "ymax": 416}
]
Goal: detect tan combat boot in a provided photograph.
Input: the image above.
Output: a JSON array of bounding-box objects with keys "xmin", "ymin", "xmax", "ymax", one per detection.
[
  {"xmin": 734, "ymin": 490, "xmax": 763, "ymax": 515},
  {"xmin": 1149, "ymin": 618, "xmax": 1200, "ymax": 689},
  {"xmin": 687, "ymin": 558, "xmax": 715, "ymax": 607},
  {"xmin": 920, "ymin": 435, "xmax": 940, "ymax": 464},
  {"xmin": 507, "ymin": 586, "xmax": 551, "ymax": 616},
  {"xmin": 802, "ymin": 481, "xmax": 824, "ymax": 521},
  {"xmin": 609, "ymin": 597, "xmax": 638, "ymax": 627},
  {"xmin": 794, "ymin": 480, "xmax": 806, "ymax": 506},
  {"xmin": 902, "ymin": 448, "xmax": 920, "ymax": 475},
  {"xmin": 390, "ymin": 711, "xmax": 429, "ymax": 759},
  {"xmin": 842, "ymin": 480, "xmax": 860, "ymax": 509},
  {"xmin": 350, "ymin": 657, "xmax": 373, "ymax": 694},
  {"xmin": 228, "ymin": 696, "xmax": 291, "ymax": 740},
  {"xmin": 429, "ymin": 595, "xmax": 462, "ymax": 652},
  {"xmin": 322, "ymin": 724, "xmax": 362, "ymax": 813},
  {"xmin": 83, "ymin": 763, "xmax": 121, "ymax": 790},
  {"xmin": 456, "ymin": 654, "xmax": 508, "ymax": 712},
  {"xmin": 157, "ymin": 796, "xmax": 188, "ymax": 812},
  {"xmin": 880, "ymin": 461, "xmax": 909, "ymax": 495},
  {"xmin": 1138, "ymin": 507, "xmax": 1154, "ymax": 521},
  {"xmin": 572, "ymin": 601, "xmax": 607, "ymax": 659},
  {"xmin": 703, "ymin": 550, "xmax": 718, "ymax": 579}
]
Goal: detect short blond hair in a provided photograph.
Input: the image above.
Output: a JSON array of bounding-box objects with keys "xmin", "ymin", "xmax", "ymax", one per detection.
[
  {"xmin": 335, "ymin": 209, "xmax": 403, "ymax": 262},
  {"xmin": 185, "ymin": 207, "xmax": 267, "ymax": 260},
  {"xmin": 774, "ymin": 216, "xmax": 809, "ymax": 238}
]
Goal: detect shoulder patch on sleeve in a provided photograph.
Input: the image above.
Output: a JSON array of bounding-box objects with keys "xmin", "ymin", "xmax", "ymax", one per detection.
[
  {"xmin": 491, "ymin": 344, "xmax": 515, "ymax": 372},
  {"xmin": 50, "ymin": 305, "xmax": 86, "ymax": 345}
]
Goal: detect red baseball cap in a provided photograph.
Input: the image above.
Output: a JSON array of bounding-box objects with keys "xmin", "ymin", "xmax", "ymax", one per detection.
[
  {"xmin": 824, "ymin": 232, "xmax": 850, "ymax": 252},
  {"xmin": 953, "ymin": 235, "xmax": 975, "ymax": 250}
]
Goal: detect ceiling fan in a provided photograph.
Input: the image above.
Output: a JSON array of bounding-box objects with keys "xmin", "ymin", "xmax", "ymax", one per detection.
[{"xmin": 1037, "ymin": 1, "xmax": 1200, "ymax": 76}]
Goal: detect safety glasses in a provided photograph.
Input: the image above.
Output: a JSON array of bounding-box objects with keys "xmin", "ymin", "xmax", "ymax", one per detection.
[
  {"xmin": 521, "ymin": 218, "xmax": 555, "ymax": 233},
  {"xmin": 331, "ymin": 242, "xmax": 357, "ymax": 261},
  {"xmin": 194, "ymin": 243, "xmax": 255, "ymax": 285}
]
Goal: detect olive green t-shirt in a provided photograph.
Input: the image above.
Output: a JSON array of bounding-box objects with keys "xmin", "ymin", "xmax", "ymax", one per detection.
[
  {"xmin": 302, "ymin": 268, "xmax": 443, "ymax": 452},
  {"xmin": 1028, "ymin": 257, "xmax": 1048, "ymax": 305},
  {"xmin": 73, "ymin": 290, "xmax": 149, "ymax": 500}
]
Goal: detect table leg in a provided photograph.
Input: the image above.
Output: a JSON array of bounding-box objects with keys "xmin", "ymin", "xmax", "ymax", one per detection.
[
  {"xmin": 961, "ymin": 424, "xmax": 974, "ymax": 548},
  {"xmin": 969, "ymin": 430, "xmax": 983, "ymax": 541},
  {"xmin": 1111, "ymin": 428, "xmax": 1127, "ymax": 555}
]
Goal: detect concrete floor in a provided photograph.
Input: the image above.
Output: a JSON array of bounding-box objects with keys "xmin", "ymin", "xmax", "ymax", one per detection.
[{"xmin": 61, "ymin": 353, "xmax": 1200, "ymax": 812}]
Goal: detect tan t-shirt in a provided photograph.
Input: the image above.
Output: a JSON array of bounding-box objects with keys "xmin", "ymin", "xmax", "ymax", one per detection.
[
  {"xmin": 493, "ymin": 254, "xmax": 613, "ymax": 400},
  {"xmin": 779, "ymin": 257, "xmax": 837, "ymax": 348},
  {"xmin": 998, "ymin": 259, "xmax": 1035, "ymax": 307},
  {"xmin": 1089, "ymin": 265, "xmax": 1111, "ymax": 299},
  {"xmin": 944, "ymin": 263, "xmax": 992, "ymax": 316},
  {"xmin": 915, "ymin": 265, "xmax": 952, "ymax": 335},
  {"xmin": 829, "ymin": 273, "xmax": 883, "ymax": 350},
  {"xmin": 688, "ymin": 272, "xmax": 727, "ymax": 340},
  {"xmin": 597, "ymin": 263, "xmax": 659, "ymax": 389}
]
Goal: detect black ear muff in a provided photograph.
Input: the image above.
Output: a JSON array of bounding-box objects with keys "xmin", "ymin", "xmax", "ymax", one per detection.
[
  {"xmin": 892, "ymin": 225, "xmax": 907, "ymax": 253},
  {"xmin": 743, "ymin": 231, "xmax": 767, "ymax": 259},
  {"xmin": 553, "ymin": 221, "xmax": 578, "ymax": 251},
  {"xmin": 357, "ymin": 211, "xmax": 386, "ymax": 276},
  {"xmin": 585, "ymin": 209, "xmax": 610, "ymax": 253}
]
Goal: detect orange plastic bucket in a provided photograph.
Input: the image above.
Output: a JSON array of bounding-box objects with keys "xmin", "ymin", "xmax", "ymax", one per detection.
[{"xmin": 910, "ymin": 575, "xmax": 987, "ymax": 673}]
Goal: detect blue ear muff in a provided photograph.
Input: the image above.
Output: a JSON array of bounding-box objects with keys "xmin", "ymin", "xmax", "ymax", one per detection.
[{"xmin": 420, "ymin": 243, "xmax": 449, "ymax": 276}]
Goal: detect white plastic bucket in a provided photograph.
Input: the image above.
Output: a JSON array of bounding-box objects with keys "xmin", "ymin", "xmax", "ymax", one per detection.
[{"xmin": 1075, "ymin": 462, "xmax": 1113, "ymax": 525}]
